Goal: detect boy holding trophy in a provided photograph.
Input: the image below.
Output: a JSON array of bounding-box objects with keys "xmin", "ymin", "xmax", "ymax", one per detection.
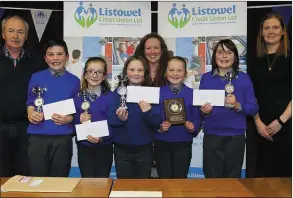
[{"xmin": 26, "ymin": 40, "xmax": 80, "ymax": 177}]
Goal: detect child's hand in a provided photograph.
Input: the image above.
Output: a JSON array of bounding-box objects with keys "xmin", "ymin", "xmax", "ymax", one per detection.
[
  {"xmin": 116, "ymin": 108, "xmax": 128, "ymax": 121},
  {"xmin": 225, "ymin": 94, "xmax": 237, "ymax": 106},
  {"xmin": 52, "ymin": 114, "xmax": 73, "ymax": 125},
  {"xmin": 87, "ymin": 135, "xmax": 101, "ymax": 144},
  {"xmin": 200, "ymin": 102, "xmax": 213, "ymax": 114},
  {"xmin": 80, "ymin": 112, "xmax": 91, "ymax": 123},
  {"xmin": 160, "ymin": 121, "xmax": 171, "ymax": 132},
  {"xmin": 185, "ymin": 121, "xmax": 195, "ymax": 133},
  {"xmin": 28, "ymin": 111, "xmax": 44, "ymax": 124},
  {"xmin": 138, "ymin": 100, "xmax": 152, "ymax": 112}
]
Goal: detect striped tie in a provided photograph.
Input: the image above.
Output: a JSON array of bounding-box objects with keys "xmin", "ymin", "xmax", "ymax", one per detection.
[
  {"xmin": 173, "ymin": 88, "xmax": 179, "ymax": 95},
  {"xmin": 54, "ymin": 72, "xmax": 61, "ymax": 78}
]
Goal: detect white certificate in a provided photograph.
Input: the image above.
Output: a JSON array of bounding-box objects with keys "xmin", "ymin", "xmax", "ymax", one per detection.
[
  {"xmin": 193, "ymin": 90, "xmax": 225, "ymax": 106},
  {"xmin": 109, "ymin": 191, "xmax": 162, "ymax": 198},
  {"xmin": 126, "ymin": 86, "xmax": 160, "ymax": 104},
  {"xmin": 43, "ymin": 99, "xmax": 76, "ymax": 120},
  {"xmin": 75, "ymin": 120, "xmax": 109, "ymax": 141}
]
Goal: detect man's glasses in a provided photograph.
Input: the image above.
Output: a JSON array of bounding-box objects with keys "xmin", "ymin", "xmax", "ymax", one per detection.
[{"xmin": 85, "ymin": 69, "xmax": 105, "ymax": 77}]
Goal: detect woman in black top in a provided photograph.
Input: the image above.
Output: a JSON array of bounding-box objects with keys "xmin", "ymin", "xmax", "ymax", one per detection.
[{"xmin": 249, "ymin": 12, "xmax": 291, "ymax": 177}]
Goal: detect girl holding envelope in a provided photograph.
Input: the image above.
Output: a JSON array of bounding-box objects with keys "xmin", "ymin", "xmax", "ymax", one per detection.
[
  {"xmin": 26, "ymin": 39, "xmax": 80, "ymax": 177},
  {"xmin": 199, "ymin": 39, "xmax": 258, "ymax": 178},
  {"xmin": 73, "ymin": 57, "xmax": 113, "ymax": 178},
  {"xmin": 155, "ymin": 56, "xmax": 201, "ymax": 179},
  {"xmin": 107, "ymin": 55, "xmax": 160, "ymax": 179}
]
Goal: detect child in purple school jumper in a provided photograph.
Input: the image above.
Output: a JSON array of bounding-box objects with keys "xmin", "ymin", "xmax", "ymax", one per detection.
[
  {"xmin": 199, "ymin": 39, "xmax": 258, "ymax": 178},
  {"xmin": 107, "ymin": 55, "xmax": 160, "ymax": 179},
  {"xmin": 26, "ymin": 39, "xmax": 80, "ymax": 177},
  {"xmin": 155, "ymin": 56, "xmax": 201, "ymax": 179},
  {"xmin": 73, "ymin": 57, "xmax": 113, "ymax": 178}
]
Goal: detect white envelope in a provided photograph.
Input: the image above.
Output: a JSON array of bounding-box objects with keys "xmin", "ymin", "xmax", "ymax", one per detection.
[
  {"xmin": 75, "ymin": 120, "xmax": 109, "ymax": 141},
  {"xmin": 193, "ymin": 90, "xmax": 225, "ymax": 106},
  {"xmin": 43, "ymin": 99, "xmax": 76, "ymax": 120},
  {"xmin": 126, "ymin": 86, "xmax": 160, "ymax": 104},
  {"xmin": 109, "ymin": 191, "xmax": 162, "ymax": 198}
]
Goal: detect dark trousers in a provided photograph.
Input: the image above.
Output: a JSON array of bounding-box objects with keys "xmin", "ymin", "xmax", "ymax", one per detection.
[
  {"xmin": 154, "ymin": 140, "xmax": 192, "ymax": 179},
  {"xmin": 28, "ymin": 134, "xmax": 73, "ymax": 177},
  {"xmin": 203, "ymin": 134, "xmax": 245, "ymax": 178},
  {"xmin": 77, "ymin": 143, "xmax": 113, "ymax": 178},
  {"xmin": 256, "ymin": 119, "xmax": 292, "ymax": 177},
  {"xmin": 114, "ymin": 143, "xmax": 153, "ymax": 179},
  {"xmin": 0, "ymin": 120, "xmax": 29, "ymax": 177}
]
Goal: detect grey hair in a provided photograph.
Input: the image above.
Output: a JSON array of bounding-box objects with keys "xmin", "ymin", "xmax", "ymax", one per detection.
[{"xmin": 1, "ymin": 15, "xmax": 29, "ymax": 34}]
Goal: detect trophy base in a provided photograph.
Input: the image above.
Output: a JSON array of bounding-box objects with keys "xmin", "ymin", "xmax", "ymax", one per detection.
[
  {"xmin": 82, "ymin": 120, "xmax": 91, "ymax": 124},
  {"xmin": 118, "ymin": 107, "xmax": 128, "ymax": 110},
  {"xmin": 225, "ymin": 103, "xmax": 234, "ymax": 109}
]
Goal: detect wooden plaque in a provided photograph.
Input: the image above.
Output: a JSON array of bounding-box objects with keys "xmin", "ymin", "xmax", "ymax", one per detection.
[{"xmin": 163, "ymin": 98, "xmax": 187, "ymax": 125}]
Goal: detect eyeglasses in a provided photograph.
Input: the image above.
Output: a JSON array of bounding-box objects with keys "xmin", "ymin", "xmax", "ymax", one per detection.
[{"xmin": 86, "ymin": 69, "xmax": 105, "ymax": 77}]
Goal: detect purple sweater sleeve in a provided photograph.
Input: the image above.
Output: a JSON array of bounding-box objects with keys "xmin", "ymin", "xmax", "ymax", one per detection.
[
  {"xmin": 237, "ymin": 74, "xmax": 259, "ymax": 116},
  {"xmin": 142, "ymin": 104, "xmax": 162, "ymax": 130},
  {"xmin": 191, "ymin": 106, "xmax": 202, "ymax": 136}
]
